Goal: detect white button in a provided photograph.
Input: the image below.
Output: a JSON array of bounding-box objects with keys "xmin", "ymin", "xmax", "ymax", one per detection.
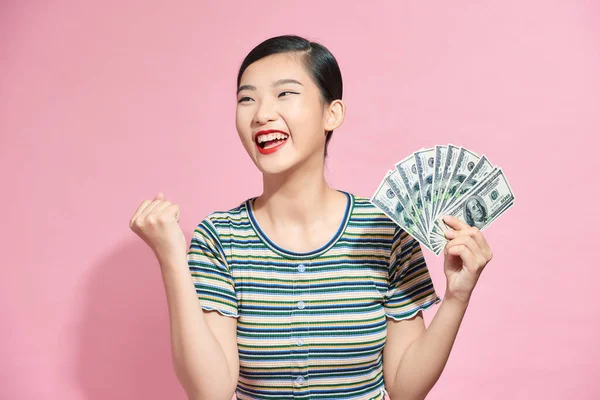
[
  {"xmin": 295, "ymin": 376, "xmax": 305, "ymax": 385},
  {"xmin": 298, "ymin": 264, "xmax": 306, "ymax": 273},
  {"xmin": 296, "ymin": 338, "xmax": 304, "ymax": 346},
  {"xmin": 297, "ymin": 301, "xmax": 305, "ymax": 309}
]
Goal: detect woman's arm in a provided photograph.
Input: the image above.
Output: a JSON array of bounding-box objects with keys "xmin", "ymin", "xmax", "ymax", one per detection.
[
  {"xmin": 159, "ymin": 254, "xmax": 239, "ymax": 400},
  {"xmin": 383, "ymin": 297, "xmax": 468, "ymax": 400},
  {"xmin": 384, "ymin": 217, "xmax": 492, "ymax": 399}
]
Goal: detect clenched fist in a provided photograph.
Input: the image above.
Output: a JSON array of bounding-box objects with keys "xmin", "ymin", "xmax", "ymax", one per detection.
[{"xmin": 129, "ymin": 192, "xmax": 188, "ymax": 265}]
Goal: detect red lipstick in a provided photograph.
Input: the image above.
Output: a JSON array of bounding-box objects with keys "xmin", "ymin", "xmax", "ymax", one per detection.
[{"xmin": 254, "ymin": 129, "xmax": 289, "ymax": 155}]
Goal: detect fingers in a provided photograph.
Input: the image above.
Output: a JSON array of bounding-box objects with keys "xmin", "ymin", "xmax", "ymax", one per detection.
[
  {"xmin": 130, "ymin": 199, "xmax": 152, "ymax": 229},
  {"xmin": 446, "ymin": 244, "xmax": 477, "ymax": 267},
  {"xmin": 153, "ymin": 200, "xmax": 173, "ymax": 214},
  {"xmin": 445, "ymin": 235, "xmax": 479, "ymax": 257},
  {"xmin": 445, "ymin": 225, "xmax": 484, "ymax": 246},
  {"xmin": 445, "ymin": 235, "xmax": 489, "ymax": 269},
  {"xmin": 130, "ymin": 192, "xmax": 172, "ymax": 229},
  {"xmin": 158, "ymin": 203, "xmax": 181, "ymax": 223},
  {"xmin": 139, "ymin": 192, "xmax": 170, "ymax": 217},
  {"xmin": 442, "ymin": 215, "xmax": 470, "ymax": 231},
  {"xmin": 444, "ymin": 225, "xmax": 493, "ymax": 262},
  {"xmin": 138, "ymin": 199, "xmax": 163, "ymax": 220}
]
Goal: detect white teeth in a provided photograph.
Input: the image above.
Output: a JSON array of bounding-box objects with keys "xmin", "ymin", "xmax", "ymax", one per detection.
[{"xmin": 257, "ymin": 132, "xmax": 289, "ymax": 144}]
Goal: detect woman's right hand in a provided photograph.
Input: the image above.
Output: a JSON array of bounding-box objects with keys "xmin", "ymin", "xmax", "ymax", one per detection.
[{"xmin": 129, "ymin": 192, "xmax": 188, "ymax": 265}]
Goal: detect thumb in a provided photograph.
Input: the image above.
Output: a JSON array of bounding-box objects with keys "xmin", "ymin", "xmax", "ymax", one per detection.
[{"xmin": 155, "ymin": 192, "xmax": 165, "ymax": 201}]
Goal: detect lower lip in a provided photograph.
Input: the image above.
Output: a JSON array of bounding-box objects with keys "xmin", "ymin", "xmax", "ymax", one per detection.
[{"xmin": 256, "ymin": 139, "xmax": 288, "ymax": 154}]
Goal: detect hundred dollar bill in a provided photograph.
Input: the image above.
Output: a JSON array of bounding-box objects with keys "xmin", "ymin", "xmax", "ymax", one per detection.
[
  {"xmin": 430, "ymin": 228, "xmax": 446, "ymax": 240},
  {"xmin": 431, "ymin": 145, "xmax": 447, "ymax": 221},
  {"xmin": 429, "ymin": 227, "xmax": 447, "ymax": 241},
  {"xmin": 430, "ymin": 237, "xmax": 446, "ymax": 256},
  {"xmin": 435, "ymin": 198, "xmax": 515, "ymax": 241},
  {"xmin": 432, "ymin": 240, "xmax": 445, "ymax": 256},
  {"xmin": 439, "ymin": 147, "xmax": 480, "ymax": 217},
  {"xmin": 414, "ymin": 147, "xmax": 436, "ymax": 231},
  {"xmin": 439, "ymin": 155, "xmax": 494, "ymax": 216},
  {"xmin": 426, "ymin": 230, "xmax": 446, "ymax": 255},
  {"xmin": 432, "ymin": 168, "xmax": 515, "ymax": 237},
  {"xmin": 395, "ymin": 153, "xmax": 429, "ymax": 232},
  {"xmin": 371, "ymin": 174, "xmax": 432, "ymax": 251},
  {"xmin": 433, "ymin": 144, "xmax": 460, "ymax": 221},
  {"xmin": 385, "ymin": 169, "xmax": 428, "ymax": 237},
  {"xmin": 428, "ymin": 224, "xmax": 447, "ymax": 253}
]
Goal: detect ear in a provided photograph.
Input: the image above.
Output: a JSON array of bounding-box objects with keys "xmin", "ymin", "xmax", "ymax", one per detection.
[{"xmin": 323, "ymin": 99, "xmax": 345, "ymax": 132}]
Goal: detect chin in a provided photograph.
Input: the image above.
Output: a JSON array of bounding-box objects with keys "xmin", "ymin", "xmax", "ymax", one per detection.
[
  {"xmin": 254, "ymin": 157, "xmax": 298, "ymax": 176},
  {"xmin": 247, "ymin": 142, "xmax": 323, "ymax": 177}
]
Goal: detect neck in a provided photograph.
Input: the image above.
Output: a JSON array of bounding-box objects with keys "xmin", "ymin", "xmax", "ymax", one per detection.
[{"xmin": 255, "ymin": 156, "xmax": 337, "ymax": 226}]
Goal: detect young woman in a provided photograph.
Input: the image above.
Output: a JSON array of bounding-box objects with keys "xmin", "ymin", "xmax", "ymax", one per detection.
[{"xmin": 130, "ymin": 35, "xmax": 493, "ymax": 400}]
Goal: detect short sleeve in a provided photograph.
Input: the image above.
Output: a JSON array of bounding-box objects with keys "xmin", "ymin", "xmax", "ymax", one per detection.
[
  {"xmin": 384, "ymin": 227, "xmax": 441, "ymax": 321},
  {"xmin": 187, "ymin": 218, "xmax": 239, "ymax": 318}
]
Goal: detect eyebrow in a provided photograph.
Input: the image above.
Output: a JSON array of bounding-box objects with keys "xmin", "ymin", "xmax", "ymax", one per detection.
[{"xmin": 237, "ymin": 79, "xmax": 303, "ymax": 94}]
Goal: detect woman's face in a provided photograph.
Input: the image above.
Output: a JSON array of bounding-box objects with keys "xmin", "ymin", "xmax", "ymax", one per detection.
[{"xmin": 236, "ymin": 53, "xmax": 333, "ymax": 175}]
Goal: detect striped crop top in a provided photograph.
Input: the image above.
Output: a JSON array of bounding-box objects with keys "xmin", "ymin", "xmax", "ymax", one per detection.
[{"xmin": 186, "ymin": 192, "xmax": 441, "ymax": 400}]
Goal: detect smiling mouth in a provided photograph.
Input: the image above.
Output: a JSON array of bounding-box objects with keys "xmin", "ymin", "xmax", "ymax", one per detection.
[{"xmin": 256, "ymin": 132, "xmax": 289, "ymax": 149}]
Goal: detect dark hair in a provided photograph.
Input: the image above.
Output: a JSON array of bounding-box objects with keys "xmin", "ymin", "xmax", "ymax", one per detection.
[{"xmin": 237, "ymin": 35, "xmax": 343, "ymax": 158}]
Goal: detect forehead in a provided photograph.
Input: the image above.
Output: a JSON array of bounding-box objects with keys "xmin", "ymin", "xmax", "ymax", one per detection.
[{"xmin": 239, "ymin": 53, "xmax": 310, "ymax": 86}]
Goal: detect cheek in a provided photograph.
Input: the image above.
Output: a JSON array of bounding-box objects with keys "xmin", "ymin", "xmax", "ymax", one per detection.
[
  {"xmin": 235, "ymin": 108, "xmax": 245, "ymax": 132},
  {"xmin": 286, "ymin": 107, "xmax": 326, "ymax": 143},
  {"xmin": 235, "ymin": 111, "xmax": 253, "ymax": 144},
  {"xmin": 235, "ymin": 131, "xmax": 255, "ymax": 158}
]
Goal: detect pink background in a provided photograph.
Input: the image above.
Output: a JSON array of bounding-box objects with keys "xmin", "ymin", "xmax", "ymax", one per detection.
[{"xmin": 2, "ymin": 1, "xmax": 599, "ymax": 399}]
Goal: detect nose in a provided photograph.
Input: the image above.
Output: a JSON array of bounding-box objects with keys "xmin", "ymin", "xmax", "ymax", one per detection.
[{"xmin": 253, "ymin": 98, "xmax": 278, "ymax": 125}]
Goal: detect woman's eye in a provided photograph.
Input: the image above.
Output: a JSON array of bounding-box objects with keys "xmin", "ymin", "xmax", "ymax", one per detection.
[
  {"xmin": 279, "ymin": 91, "xmax": 297, "ymax": 98},
  {"xmin": 238, "ymin": 97, "xmax": 253, "ymax": 103}
]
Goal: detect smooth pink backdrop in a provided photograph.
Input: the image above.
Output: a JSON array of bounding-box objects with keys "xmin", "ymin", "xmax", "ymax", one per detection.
[{"xmin": 2, "ymin": 1, "xmax": 599, "ymax": 399}]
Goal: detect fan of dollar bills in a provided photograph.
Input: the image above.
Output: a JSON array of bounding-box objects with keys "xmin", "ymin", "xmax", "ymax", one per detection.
[{"xmin": 371, "ymin": 144, "xmax": 515, "ymax": 256}]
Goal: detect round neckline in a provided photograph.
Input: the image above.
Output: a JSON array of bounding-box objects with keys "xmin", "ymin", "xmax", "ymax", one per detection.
[{"xmin": 245, "ymin": 191, "xmax": 354, "ymax": 259}]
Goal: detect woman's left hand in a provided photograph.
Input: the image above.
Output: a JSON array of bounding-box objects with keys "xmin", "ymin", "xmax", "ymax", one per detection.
[{"xmin": 441, "ymin": 215, "xmax": 493, "ymax": 304}]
